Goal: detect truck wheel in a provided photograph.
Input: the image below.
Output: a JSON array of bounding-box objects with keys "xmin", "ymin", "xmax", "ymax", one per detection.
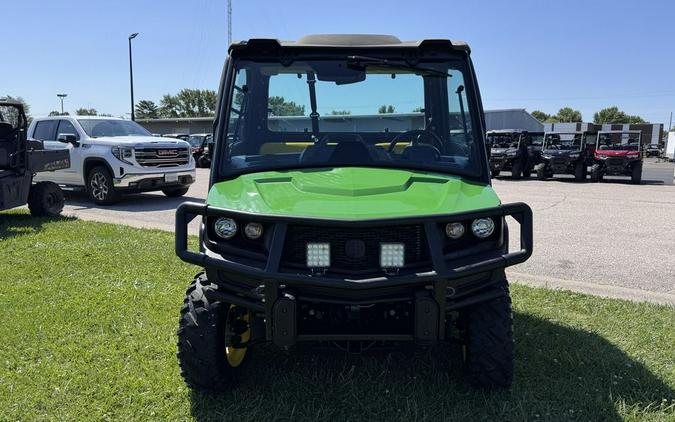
[
  {"xmin": 491, "ymin": 169, "xmax": 500, "ymax": 178},
  {"xmin": 590, "ymin": 164, "xmax": 602, "ymax": 183},
  {"xmin": 535, "ymin": 163, "xmax": 547, "ymax": 180},
  {"xmin": 162, "ymin": 187, "xmax": 189, "ymax": 197},
  {"xmin": 198, "ymin": 156, "xmax": 210, "ymax": 168},
  {"xmin": 631, "ymin": 162, "xmax": 642, "ymax": 184},
  {"xmin": 28, "ymin": 182, "xmax": 64, "ymax": 217},
  {"xmin": 511, "ymin": 160, "xmax": 523, "ymax": 179},
  {"xmin": 177, "ymin": 272, "xmax": 250, "ymax": 392},
  {"xmin": 459, "ymin": 280, "xmax": 514, "ymax": 389},
  {"xmin": 87, "ymin": 166, "xmax": 120, "ymax": 205},
  {"xmin": 574, "ymin": 161, "xmax": 586, "ymax": 182}
]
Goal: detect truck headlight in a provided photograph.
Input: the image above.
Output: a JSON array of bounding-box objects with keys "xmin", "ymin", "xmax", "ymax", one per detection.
[
  {"xmin": 471, "ymin": 218, "xmax": 495, "ymax": 239},
  {"xmin": 506, "ymin": 150, "xmax": 517, "ymax": 157},
  {"xmin": 380, "ymin": 243, "xmax": 405, "ymax": 268},
  {"xmin": 214, "ymin": 218, "xmax": 237, "ymax": 239},
  {"xmin": 307, "ymin": 243, "xmax": 330, "ymax": 268},
  {"xmin": 111, "ymin": 146, "xmax": 133, "ymax": 163}
]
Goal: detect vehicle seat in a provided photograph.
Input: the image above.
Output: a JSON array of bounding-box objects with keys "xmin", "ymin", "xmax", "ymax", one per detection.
[{"xmin": 0, "ymin": 122, "xmax": 17, "ymax": 168}]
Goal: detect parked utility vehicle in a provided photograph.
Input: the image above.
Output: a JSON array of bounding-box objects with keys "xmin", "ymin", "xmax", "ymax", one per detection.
[
  {"xmin": 0, "ymin": 100, "xmax": 69, "ymax": 216},
  {"xmin": 590, "ymin": 130, "xmax": 642, "ymax": 184},
  {"xmin": 28, "ymin": 116, "xmax": 196, "ymax": 204},
  {"xmin": 487, "ymin": 130, "xmax": 543, "ymax": 178},
  {"xmin": 535, "ymin": 131, "xmax": 592, "ymax": 182},
  {"xmin": 174, "ymin": 35, "xmax": 533, "ymax": 391},
  {"xmin": 186, "ymin": 133, "xmax": 214, "ymax": 167}
]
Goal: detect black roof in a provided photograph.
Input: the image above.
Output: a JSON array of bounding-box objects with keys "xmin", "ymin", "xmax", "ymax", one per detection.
[{"xmin": 229, "ymin": 34, "xmax": 470, "ymax": 54}]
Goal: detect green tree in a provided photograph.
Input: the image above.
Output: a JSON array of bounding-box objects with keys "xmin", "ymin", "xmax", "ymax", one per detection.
[
  {"xmin": 530, "ymin": 110, "xmax": 550, "ymax": 122},
  {"xmin": 329, "ymin": 110, "xmax": 351, "ymax": 115},
  {"xmin": 593, "ymin": 106, "xmax": 647, "ymax": 124},
  {"xmin": 158, "ymin": 89, "xmax": 217, "ymax": 118},
  {"xmin": 76, "ymin": 108, "xmax": 98, "ymax": 116},
  {"xmin": 378, "ymin": 105, "xmax": 396, "ymax": 114},
  {"xmin": 268, "ymin": 96, "xmax": 305, "ymax": 116},
  {"xmin": 412, "ymin": 107, "xmax": 424, "ymax": 113},
  {"xmin": 554, "ymin": 107, "xmax": 582, "ymax": 123},
  {"xmin": 135, "ymin": 100, "xmax": 160, "ymax": 119}
]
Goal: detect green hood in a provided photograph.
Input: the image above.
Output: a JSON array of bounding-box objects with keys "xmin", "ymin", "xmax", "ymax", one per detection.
[{"xmin": 206, "ymin": 167, "xmax": 500, "ymax": 220}]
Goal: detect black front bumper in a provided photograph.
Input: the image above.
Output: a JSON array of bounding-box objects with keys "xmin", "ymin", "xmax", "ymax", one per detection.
[{"xmin": 175, "ymin": 202, "xmax": 533, "ymax": 345}]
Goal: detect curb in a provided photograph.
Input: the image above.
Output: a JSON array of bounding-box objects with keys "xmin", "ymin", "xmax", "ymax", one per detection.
[{"xmin": 508, "ymin": 270, "xmax": 675, "ymax": 307}]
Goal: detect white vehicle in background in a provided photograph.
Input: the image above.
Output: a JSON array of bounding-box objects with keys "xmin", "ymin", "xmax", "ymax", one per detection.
[
  {"xmin": 29, "ymin": 116, "xmax": 196, "ymax": 205},
  {"xmin": 666, "ymin": 132, "xmax": 675, "ymax": 161}
]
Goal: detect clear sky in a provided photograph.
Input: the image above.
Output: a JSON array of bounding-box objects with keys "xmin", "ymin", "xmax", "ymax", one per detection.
[{"xmin": 1, "ymin": 0, "xmax": 673, "ymax": 125}]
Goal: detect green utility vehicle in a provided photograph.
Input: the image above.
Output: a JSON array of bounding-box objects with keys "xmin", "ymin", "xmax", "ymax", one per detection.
[{"xmin": 175, "ymin": 35, "xmax": 533, "ymax": 391}]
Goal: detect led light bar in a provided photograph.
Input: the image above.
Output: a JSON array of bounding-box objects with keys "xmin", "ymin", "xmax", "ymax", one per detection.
[
  {"xmin": 306, "ymin": 242, "xmax": 330, "ymax": 268},
  {"xmin": 380, "ymin": 243, "xmax": 405, "ymax": 268}
]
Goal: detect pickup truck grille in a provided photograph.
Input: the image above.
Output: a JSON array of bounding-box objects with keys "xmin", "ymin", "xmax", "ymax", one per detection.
[{"xmin": 135, "ymin": 147, "xmax": 190, "ymax": 167}]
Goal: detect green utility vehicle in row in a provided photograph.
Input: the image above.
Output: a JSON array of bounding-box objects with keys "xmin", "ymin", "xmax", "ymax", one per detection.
[{"xmin": 175, "ymin": 35, "xmax": 533, "ymax": 391}]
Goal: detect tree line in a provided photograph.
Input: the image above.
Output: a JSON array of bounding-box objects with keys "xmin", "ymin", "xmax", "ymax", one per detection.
[{"xmin": 531, "ymin": 106, "xmax": 648, "ymax": 124}]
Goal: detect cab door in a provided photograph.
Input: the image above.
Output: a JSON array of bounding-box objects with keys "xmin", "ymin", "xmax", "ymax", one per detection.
[{"xmin": 33, "ymin": 119, "xmax": 81, "ymax": 185}]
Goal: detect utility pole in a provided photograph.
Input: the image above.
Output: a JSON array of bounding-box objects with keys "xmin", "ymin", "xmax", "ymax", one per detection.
[
  {"xmin": 57, "ymin": 94, "xmax": 67, "ymax": 114},
  {"xmin": 227, "ymin": 0, "xmax": 232, "ymax": 46},
  {"xmin": 128, "ymin": 33, "xmax": 139, "ymax": 121}
]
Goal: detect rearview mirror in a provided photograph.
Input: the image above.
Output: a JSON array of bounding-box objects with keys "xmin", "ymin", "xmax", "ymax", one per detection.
[{"xmin": 57, "ymin": 133, "xmax": 79, "ymax": 146}]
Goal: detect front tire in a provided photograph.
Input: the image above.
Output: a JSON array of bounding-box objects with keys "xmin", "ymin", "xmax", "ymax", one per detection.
[
  {"xmin": 574, "ymin": 161, "xmax": 586, "ymax": 182},
  {"xmin": 511, "ymin": 160, "xmax": 523, "ymax": 179},
  {"xmin": 535, "ymin": 163, "xmax": 547, "ymax": 180},
  {"xmin": 631, "ymin": 162, "xmax": 642, "ymax": 184},
  {"xmin": 590, "ymin": 164, "xmax": 603, "ymax": 183},
  {"xmin": 28, "ymin": 182, "xmax": 64, "ymax": 217},
  {"xmin": 460, "ymin": 280, "xmax": 514, "ymax": 389},
  {"xmin": 177, "ymin": 272, "xmax": 250, "ymax": 392},
  {"xmin": 87, "ymin": 166, "xmax": 120, "ymax": 205},
  {"xmin": 162, "ymin": 187, "xmax": 189, "ymax": 197},
  {"xmin": 198, "ymin": 156, "xmax": 210, "ymax": 168}
]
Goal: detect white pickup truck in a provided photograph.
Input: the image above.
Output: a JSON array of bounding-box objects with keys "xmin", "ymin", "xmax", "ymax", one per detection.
[{"xmin": 29, "ymin": 116, "xmax": 196, "ymax": 204}]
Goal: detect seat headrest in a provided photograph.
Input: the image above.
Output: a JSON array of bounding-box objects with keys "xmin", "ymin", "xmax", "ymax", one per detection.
[{"xmin": 0, "ymin": 122, "xmax": 16, "ymax": 140}]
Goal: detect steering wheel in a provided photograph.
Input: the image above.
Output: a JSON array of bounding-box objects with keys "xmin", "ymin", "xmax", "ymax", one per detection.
[{"xmin": 387, "ymin": 129, "xmax": 444, "ymax": 154}]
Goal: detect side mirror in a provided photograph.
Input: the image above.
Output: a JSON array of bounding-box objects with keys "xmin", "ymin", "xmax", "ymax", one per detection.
[{"xmin": 57, "ymin": 133, "xmax": 79, "ymax": 146}]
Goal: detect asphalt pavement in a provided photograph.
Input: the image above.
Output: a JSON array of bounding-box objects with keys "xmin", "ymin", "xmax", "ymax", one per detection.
[{"xmin": 54, "ymin": 161, "xmax": 675, "ymax": 304}]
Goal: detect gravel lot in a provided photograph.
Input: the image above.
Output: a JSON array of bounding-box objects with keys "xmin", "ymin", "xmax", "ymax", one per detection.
[{"xmin": 58, "ymin": 160, "xmax": 675, "ymax": 302}]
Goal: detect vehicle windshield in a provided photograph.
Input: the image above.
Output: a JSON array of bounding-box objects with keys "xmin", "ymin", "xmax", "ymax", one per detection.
[
  {"xmin": 596, "ymin": 133, "xmax": 641, "ymax": 151},
  {"xmin": 78, "ymin": 119, "xmax": 151, "ymax": 138},
  {"xmin": 218, "ymin": 57, "xmax": 483, "ymax": 179},
  {"xmin": 543, "ymin": 133, "xmax": 584, "ymax": 151},
  {"xmin": 487, "ymin": 134, "xmax": 519, "ymax": 149},
  {"xmin": 529, "ymin": 133, "xmax": 544, "ymax": 147},
  {"xmin": 187, "ymin": 135, "xmax": 206, "ymax": 147}
]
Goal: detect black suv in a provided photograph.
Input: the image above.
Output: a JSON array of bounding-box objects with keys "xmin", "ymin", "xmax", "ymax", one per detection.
[
  {"xmin": 535, "ymin": 131, "xmax": 593, "ymax": 182},
  {"xmin": 487, "ymin": 130, "xmax": 543, "ymax": 179}
]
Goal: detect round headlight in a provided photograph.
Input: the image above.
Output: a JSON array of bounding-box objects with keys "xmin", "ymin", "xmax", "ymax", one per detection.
[
  {"xmin": 445, "ymin": 222, "xmax": 465, "ymax": 239},
  {"xmin": 471, "ymin": 218, "xmax": 495, "ymax": 239},
  {"xmin": 214, "ymin": 218, "xmax": 237, "ymax": 239},
  {"xmin": 244, "ymin": 222, "xmax": 263, "ymax": 240}
]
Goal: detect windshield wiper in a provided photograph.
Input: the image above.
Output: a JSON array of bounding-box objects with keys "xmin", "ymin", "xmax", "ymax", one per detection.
[{"xmin": 346, "ymin": 55, "xmax": 451, "ymax": 77}]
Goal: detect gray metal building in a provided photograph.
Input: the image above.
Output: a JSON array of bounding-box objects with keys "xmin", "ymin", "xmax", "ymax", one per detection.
[{"xmin": 138, "ymin": 109, "xmax": 544, "ymax": 135}]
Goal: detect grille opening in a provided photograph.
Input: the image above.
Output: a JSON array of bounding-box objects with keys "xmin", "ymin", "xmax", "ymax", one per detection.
[{"xmin": 281, "ymin": 224, "xmax": 430, "ymax": 275}]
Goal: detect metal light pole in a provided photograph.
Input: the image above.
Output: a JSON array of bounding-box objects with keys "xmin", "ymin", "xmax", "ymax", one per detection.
[
  {"xmin": 57, "ymin": 93, "xmax": 67, "ymax": 114},
  {"xmin": 128, "ymin": 32, "xmax": 139, "ymax": 121}
]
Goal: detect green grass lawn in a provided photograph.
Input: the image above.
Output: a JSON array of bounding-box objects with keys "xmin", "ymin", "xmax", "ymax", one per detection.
[{"xmin": 1, "ymin": 211, "xmax": 674, "ymax": 422}]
